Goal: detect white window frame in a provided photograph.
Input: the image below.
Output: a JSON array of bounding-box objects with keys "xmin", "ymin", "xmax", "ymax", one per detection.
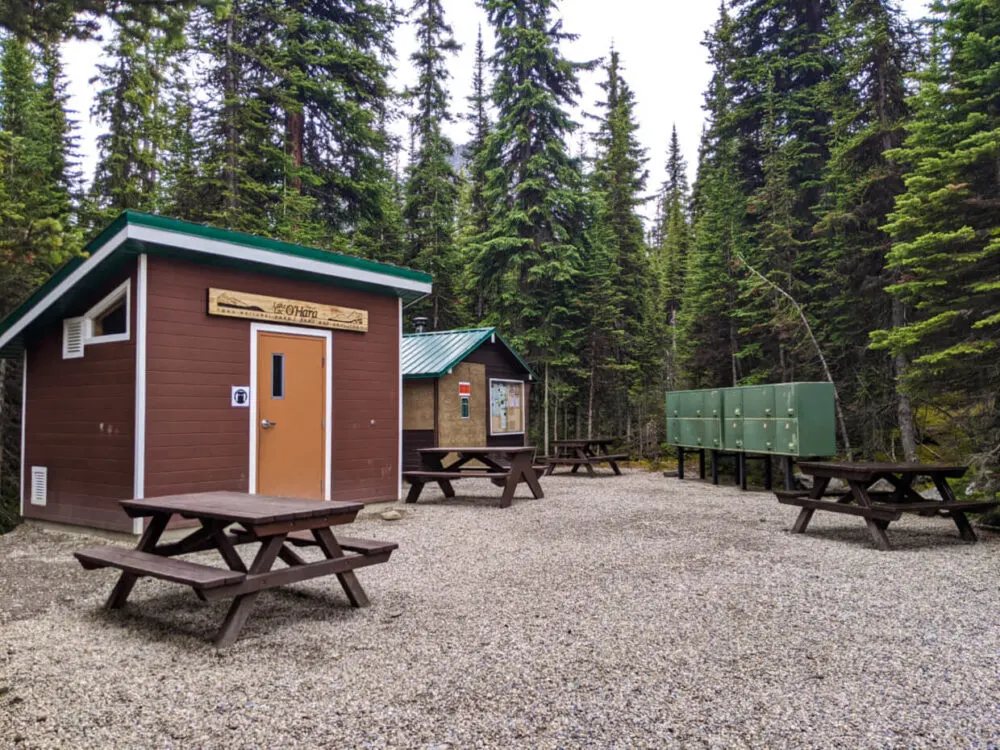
[
  {"xmin": 83, "ymin": 279, "xmax": 131, "ymax": 345},
  {"xmin": 489, "ymin": 378, "xmax": 526, "ymax": 437}
]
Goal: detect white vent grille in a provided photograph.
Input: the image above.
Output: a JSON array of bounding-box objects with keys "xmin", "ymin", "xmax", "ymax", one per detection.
[
  {"xmin": 30, "ymin": 466, "xmax": 47, "ymax": 506},
  {"xmin": 63, "ymin": 318, "xmax": 85, "ymax": 359}
]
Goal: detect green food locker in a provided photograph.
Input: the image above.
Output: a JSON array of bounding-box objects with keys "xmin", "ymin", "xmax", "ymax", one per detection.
[{"xmin": 666, "ymin": 382, "xmax": 835, "ymax": 458}]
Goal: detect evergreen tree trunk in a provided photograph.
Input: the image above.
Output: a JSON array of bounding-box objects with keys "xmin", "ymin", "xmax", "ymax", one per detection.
[
  {"xmin": 543, "ymin": 362, "xmax": 549, "ymax": 457},
  {"xmin": 892, "ymin": 295, "xmax": 918, "ymax": 462}
]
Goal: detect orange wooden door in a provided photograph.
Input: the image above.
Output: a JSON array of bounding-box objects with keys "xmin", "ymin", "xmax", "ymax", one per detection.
[{"xmin": 256, "ymin": 331, "xmax": 326, "ymax": 499}]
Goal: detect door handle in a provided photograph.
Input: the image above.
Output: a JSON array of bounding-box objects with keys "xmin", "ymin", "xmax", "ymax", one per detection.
[{"xmin": 261, "ymin": 419, "xmax": 277, "ymax": 429}]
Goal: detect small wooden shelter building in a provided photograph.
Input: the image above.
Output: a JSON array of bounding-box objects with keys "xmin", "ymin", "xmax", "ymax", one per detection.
[
  {"xmin": 0, "ymin": 211, "xmax": 432, "ymax": 534},
  {"xmin": 400, "ymin": 327, "xmax": 536, "ymax": 469}
]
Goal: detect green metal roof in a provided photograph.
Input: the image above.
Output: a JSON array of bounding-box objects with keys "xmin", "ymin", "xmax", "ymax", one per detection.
[
  {"xmin": 401, "ymin": 327, "xmax": 536, "ymax": 380},
  {"xmin": 0, "ymin": 211, "xmax": 433, "ymax": 356}
]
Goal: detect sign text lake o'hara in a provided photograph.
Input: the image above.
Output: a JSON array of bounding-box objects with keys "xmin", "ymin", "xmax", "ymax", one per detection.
[{"xmin": 207, "ymin": 288, "xmax": 368, "ymax": 333}]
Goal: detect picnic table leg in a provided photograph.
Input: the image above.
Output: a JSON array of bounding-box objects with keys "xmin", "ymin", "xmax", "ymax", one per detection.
[
  {"xmin": 211, "ymin": 524, "xmax": 248, "ymax": 573},
  {"xmin": 931, "ymin": 474, "xmax": 978, "ymax": 542},
  {"xmin": 502, "ymin": 453, "xmax": 544, "ymax": 507},
  {"xmin": 313, "ymin": 527, "xmax": 370, "ymax": 607},
  {"xmin": 437, "ymin": 479, "xmax": 456, "ymax": 498},
  {"xmin": 106, "ymin": 513, "xmax": 169, "ymax": 610},
  {"xmin": 850, "ymin": 480, "xmax": 892, "ymax": 551},
  {"xmin": 791, "ymin": 477, "xmax": 832, "ymax": 535},
  {"xmin": 579, "ymin": 448, "xmax": 597, "ymax": 477},
  {"xmin": 215, "ymin": 534, "xmax": 287, "ymax": 648},
  {"xmin": 405, "ymin": 479, "xmax": 425, "ymax": 504}
]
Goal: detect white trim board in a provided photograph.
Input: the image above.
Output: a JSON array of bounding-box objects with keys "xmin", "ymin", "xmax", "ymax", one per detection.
[
  {"xmin": 397, "ymin": 297, "xmax": 403, "ymax": 501},
  {"xmin": 19, "ymin": 352, "xmax": 26, "ymax": 517},
  {"xmin": 0, "ymin": 223, "xmax": 433, "ymax": 353},
  {"xmin": 249, "ymin": 323, "xmax": 333, "ymax": 501},
  {"xmin": 132, "ymin": 254, "xmax": 148, "ymax": 535}
]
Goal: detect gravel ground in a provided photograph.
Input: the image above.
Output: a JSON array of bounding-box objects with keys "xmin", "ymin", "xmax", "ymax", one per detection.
[{"xmin": 2, "ymin": 470, "xmax": 1000, "ymax": 749}]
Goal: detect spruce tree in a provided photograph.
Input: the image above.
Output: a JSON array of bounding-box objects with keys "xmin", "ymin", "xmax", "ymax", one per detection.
[
  {"xmin": 458, "ymin": 26, "xmax": 492, "ymax": 320},
  {"xmin": 478, "ymin": 0, "xmax": 590, "ymax": 449},
  {"xmin": 402, "ymin": 0, "xmax": 461, "ymax": 330},
  {"xmin": 478, "ymin": 0, "xmax": 588, "ymax": 347},
  {"xmin": 872, "ymin": 0, "xmax": 1000, "ymax": 470},
  {"xmin": 816, "ymin": 0, "xmax": 915, "ymax": 458},
  {"xmin": 89, "ymin": 9, "xmax": 188, "ymax": 222},
  {"xmin": 676, "ymin": 2, "xmax": 742, "ymax": 388},
  {"xmin": 590, "ymin": 48, "xmax": 651, "ymax": 439},
  {"xmin": 723, "ymin": 0, "xmax": 841, "ymax": 382},
  {"xmin": 0, "ymin": 34, "xmax": 78, "ymax": 312}
]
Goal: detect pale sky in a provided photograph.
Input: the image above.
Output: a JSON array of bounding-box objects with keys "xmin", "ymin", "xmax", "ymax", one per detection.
[{"xmin": 64, "ymin": 0, "xmax": 930, "ymax": 226}]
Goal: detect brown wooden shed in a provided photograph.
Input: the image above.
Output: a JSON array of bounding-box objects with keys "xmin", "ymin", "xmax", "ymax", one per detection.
[
  {"xmin": 0, "ymin": 211, "xmax": 432, "ymax": 534},
  {"xmin": 400, "ymin": 327, "xmax": 536, "ymax": 470}
]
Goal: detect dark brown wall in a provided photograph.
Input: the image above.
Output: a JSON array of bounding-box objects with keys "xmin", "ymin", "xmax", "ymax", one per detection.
[
  {"xmin": 145, "ymin": 256, "xmax": 400, "ymax": 503},
  {"xmin": 23, "ymin": 265, "xmax": 137, "ymax": 533},
  {"xmin": 402, "ymin": 429, "xmax": 435, "ymax": 470},
  {"xmin": 465, "ymin": 340, "xmax": 532, "ymax": 448}
]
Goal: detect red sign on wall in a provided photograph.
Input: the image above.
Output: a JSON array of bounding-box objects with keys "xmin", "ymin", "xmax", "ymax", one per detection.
[{"xmin": 459, "ymin": 382, "xmax": 471, "ymax": 397}]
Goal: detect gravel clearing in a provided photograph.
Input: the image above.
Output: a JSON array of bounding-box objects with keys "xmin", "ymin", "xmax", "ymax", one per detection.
[{"xmin": 2, "ymin": 470, "xmax": 1000, "ymax": 748}]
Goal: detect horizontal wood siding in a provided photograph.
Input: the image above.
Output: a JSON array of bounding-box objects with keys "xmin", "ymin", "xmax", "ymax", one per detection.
[
  {"xmin": 145, "ymin": 256, "xmax": 400, "ymax": 503},
  {"xmin": 465, "ymin": 342, "xmax": 531, "ymax": 449},
  {"xmin": 23, "ymin": 265, "xmax": 137, "ymax": 532},
  {"xmin": 402, "ymin": 429, "xmax": 435, "ymax": 470}
]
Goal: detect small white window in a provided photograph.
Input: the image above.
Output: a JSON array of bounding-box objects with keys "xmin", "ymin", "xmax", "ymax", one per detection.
[
  {"xmin": 30, "ymin": 466, "xmax": 47, "ymax": 506},
  {"xmin": 62, "ymin": 280, "xmax": 131, "ymax": 359}
]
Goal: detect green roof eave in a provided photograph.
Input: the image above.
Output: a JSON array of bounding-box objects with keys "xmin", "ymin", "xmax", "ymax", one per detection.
[{"xmin": 401, "ymin": 327, "xmax": 537, "ymax": 381}]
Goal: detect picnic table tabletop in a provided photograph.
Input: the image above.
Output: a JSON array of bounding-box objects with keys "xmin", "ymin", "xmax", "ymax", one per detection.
[
  {"xmin": 797, "ymin": 461, "xmax": 968, "ymax": 481},
  {"xmin": 552, "ymin": 437, "xmax": 618, "ymax": 446},
  {"xmin": 418, "ymin": 446, "xmax": 537, "ymax": 454},
  {"xmin": 121, "ymin": 492, "xmax": 363, "ymax": 525}
]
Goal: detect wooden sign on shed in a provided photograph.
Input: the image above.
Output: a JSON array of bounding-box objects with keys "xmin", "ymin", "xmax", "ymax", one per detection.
[{"xmin": 208, "ymin": 288, "xmax": 368, "ymax": 332}]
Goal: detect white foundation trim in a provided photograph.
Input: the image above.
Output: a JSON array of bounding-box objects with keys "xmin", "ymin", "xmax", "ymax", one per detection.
[
  {"xmin": 249, "ymin": 323, "xmax": 333, "ymax": 501},
  {"xmin": 132, "ymin": 254, "xmax": 148, "ymax": 535}
]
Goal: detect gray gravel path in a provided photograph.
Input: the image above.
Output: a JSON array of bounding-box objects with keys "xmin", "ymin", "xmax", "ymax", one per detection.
[{"xmin": 2, "ymin": 470, "xmax": 999, "ymax": 748}]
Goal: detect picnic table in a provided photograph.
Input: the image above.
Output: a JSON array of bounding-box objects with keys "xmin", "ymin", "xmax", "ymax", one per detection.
[
  {"xmin": 545, "ymin": 438, "xmax": 627, "ymax": 477},
  {"xmin": 403, "ymin": 446, "xmax": 544, "ymax": 507},
  {"xmin": 776, "ymin": 461, "xmax": 999, "ymax": 551},
  {"xmin": 74, "ymin": 492, "xmax": 397, "ymax": 647}
]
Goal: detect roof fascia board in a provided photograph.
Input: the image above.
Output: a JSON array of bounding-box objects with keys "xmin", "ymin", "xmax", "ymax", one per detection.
[{"xmin": 128, "ymin": 225, "xmax": 433, "ymax": 295}]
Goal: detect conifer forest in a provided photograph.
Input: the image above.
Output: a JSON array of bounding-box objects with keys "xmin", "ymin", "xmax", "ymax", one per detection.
[{"xmin": 0, "ymin": 0, "xmax": 998, "ymax": 527}]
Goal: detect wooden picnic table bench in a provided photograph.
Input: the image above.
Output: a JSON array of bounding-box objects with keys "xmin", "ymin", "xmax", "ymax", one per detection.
[
  {"xmin": 74, "ymin": 492, "xmax": 397, "ymax": 647},
  {"xmin": 778, "ymin": 462, "xmax": 999, "ymax": 550},
  {"xmin": 403, "ymin": 446, "xmax": 544, "ymax": 508},
  {"xmin": 545, "ymin": 438, "xmax": 627, "ymax": 477}
]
